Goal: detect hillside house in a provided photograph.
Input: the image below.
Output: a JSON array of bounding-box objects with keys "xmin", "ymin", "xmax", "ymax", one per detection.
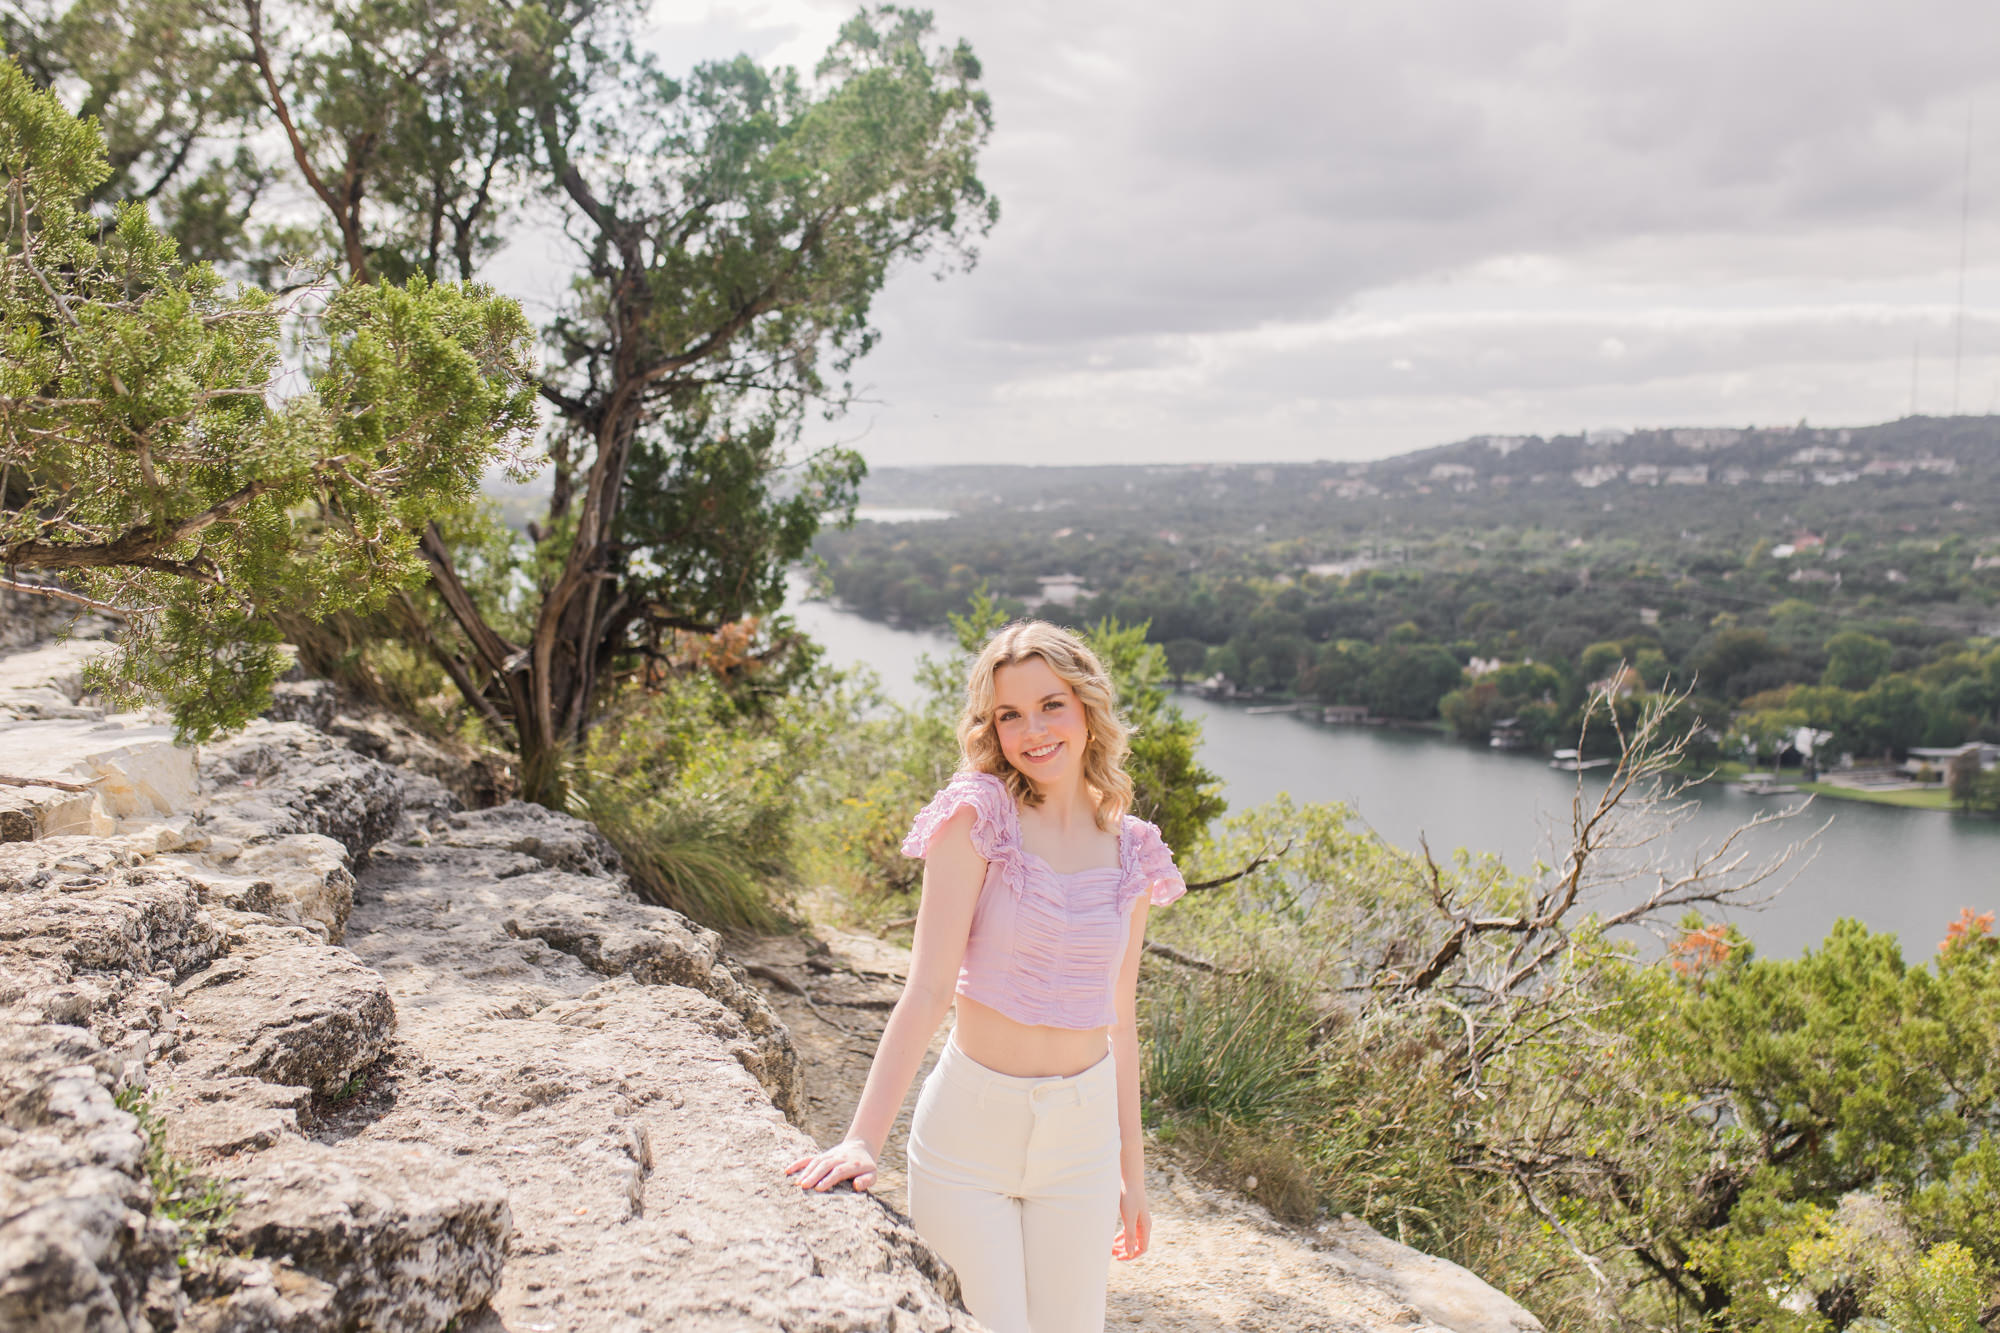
[
  {"xmin": 1027, "ymin": 574, "xmax": 1090, "ymax": 608},
  {"xmin": 1904, "ymin": 742, "xmax": 2000, "ymax": 778},
  {"xmin": 1673, "ymin": 428, "xmax": 1743, "ymax": 451}
]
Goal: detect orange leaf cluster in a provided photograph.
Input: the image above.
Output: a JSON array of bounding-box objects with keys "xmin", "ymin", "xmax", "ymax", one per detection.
[
  {"xmin": 1940, "ymin": 907, "xmax": 1996, "ymax": 954},
  {"xmin": 636, "ymin": 616, "xmax": 766, "ymax": 686},
  {"xmin": 1670, "ymin": 924, "xmax": 1734, "ymax": 977}
]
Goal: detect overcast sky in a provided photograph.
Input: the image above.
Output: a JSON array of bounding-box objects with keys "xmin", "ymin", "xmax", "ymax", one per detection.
[{"xmin": 626, "ymin": 0, "xmax": 2000, "ymax": 466}]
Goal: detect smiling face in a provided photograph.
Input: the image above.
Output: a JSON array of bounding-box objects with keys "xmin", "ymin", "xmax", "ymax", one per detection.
[{"xmin": 990, "ymin": 654, "xmax": 1090, "ymax": 791}]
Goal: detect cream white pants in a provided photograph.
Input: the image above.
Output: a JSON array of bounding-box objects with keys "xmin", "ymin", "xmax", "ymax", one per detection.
[{"xmin": 906, "ymin": 1034, "xmax": 1122, "ymax": 1333}]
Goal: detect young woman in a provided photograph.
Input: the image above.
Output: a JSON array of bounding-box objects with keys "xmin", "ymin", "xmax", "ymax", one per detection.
[{"xmin": 786, "ymin": 621, "xmax": 1186, "ymax": 1333}]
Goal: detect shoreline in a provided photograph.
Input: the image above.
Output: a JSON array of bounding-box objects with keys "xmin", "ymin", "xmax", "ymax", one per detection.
[
  {"xmin": 1192, "ymin": 693, "xmax": 1972, "ymax": 815},
  {"xmin": 1703, "ymin": 760, "xmax": 1960, "ymax": 812}
]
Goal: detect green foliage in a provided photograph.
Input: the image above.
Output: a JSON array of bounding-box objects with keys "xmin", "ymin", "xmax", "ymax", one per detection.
[
  {"xmin": 1077, "ymin": 617, "xmax": 1227, "ymax": 853},
  {"xmin": 114, "ymin": 1085, "xmax": 236, "ymax": 1265},
  {"xmin": 1780, "ymin": 1199, "xmax": 1989, "ymax": 1333},
  {"xmin": 1121, "ymin": 685, "xmax": 2000, "ymax": 1331},
  {"xmin": 12, "ymin": 1, "xmax": 996, "ymax": 799},
  {"xmin": 1366, "ymin": 641, "xmax": 1465, "ymax": 719},
  {"xmin": 0, "ymin": 50, "xmax": 537, "ymax": 739},
  {"xmin": 1824, "ymin": 630, "xmax": 1896, "ymax": 692},
  {"xmin": 1142, "ymin": 969, "xmax": 1314, "ymax": 1127},
  {"xmin": 815, "ymin": 442, "xmax": 2000, "ymax": 764},
  {"xmin": 568, "ymin": 642, "xmax": 852, "ymax": 932}
]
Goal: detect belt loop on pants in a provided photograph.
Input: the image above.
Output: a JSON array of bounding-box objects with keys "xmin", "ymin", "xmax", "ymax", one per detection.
[{"xmin": 1030, "ymin": 1078, "xmax": 1085, "ymax": 1111}]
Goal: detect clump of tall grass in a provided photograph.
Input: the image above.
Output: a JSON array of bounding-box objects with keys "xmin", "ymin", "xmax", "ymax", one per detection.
[
  {"xmin": 570, "ymin": 660, "xmax": 863, "ymax": 934},
  {"xmin": 574, "ymin": 771, "xmax": 792, "ymax": 933},
  {"xmin": 1142, "ymin": 969, "xmax": 1315, "ymax": 1126}
]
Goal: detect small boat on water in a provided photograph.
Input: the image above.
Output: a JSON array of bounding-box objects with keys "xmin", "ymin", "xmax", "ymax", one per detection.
[
  {"xmin": 1549, "ymin": 748, "xmax": 1614, "ymax": 772},
  {"xmin": 1244, "ymin": 702, "xmax": 1308, "ymax": 715},
  {"xmin": 1736, "ymin": 773, "xmax": 1800, "ymax": 795}
]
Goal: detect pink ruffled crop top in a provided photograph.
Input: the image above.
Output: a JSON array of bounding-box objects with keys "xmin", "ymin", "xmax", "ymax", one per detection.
[{"xmin": 900, "ymin": 770, "xmax": 1187, "ymax": 1030}]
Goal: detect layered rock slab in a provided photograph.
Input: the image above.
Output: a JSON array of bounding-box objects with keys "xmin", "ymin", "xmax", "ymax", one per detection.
[
  {"xmin": 171, "ymin": 945, "xmax": 394, "ymax": 1096},
  {"xmin": 0, "ymin": 1022, "xmax": 179, "ymax": 1333},
  {"xmin": 196, "ymin": 721, "xmax": 406, "ymax": 860},
  {"xmin": 0, "ymin": 707, "xmax": 517, "ymax": 1333},
  {"xmin": 212, "ymin": 1141, "xmax": 509, "ymax": 1333},
  {"xmin": 2, "ymin": 663, "xmax": 975, "ymax": 1332},
  {"xmin": 345, "ymin": 804, "xmax": 975, "ymax": 1332}
]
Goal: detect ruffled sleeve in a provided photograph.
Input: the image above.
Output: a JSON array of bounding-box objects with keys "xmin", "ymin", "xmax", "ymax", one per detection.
[
  {"xmin": 1121, "ymin": 818, "xmax": 1187, "ymax": 911},
  {"xmin": 901, "ymin": 770, "xmax": 1018, "ymax": 866}
]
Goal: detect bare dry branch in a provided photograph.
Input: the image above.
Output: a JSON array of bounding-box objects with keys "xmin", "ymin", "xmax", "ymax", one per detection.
[
  {"xmin": 1184, "ymin": 839, "xmax": 1292, "ymax": 892},
  {"xmin": 0, "ymin": 575, "xmax": 133, "ymax": 618},
  {"xmin": 1144, "ymin": 941, "xmax": 1245, "ymax": 975},
  {"xmin": 0, "ymin": 772, "xmax": 99, "ymax": 792}
]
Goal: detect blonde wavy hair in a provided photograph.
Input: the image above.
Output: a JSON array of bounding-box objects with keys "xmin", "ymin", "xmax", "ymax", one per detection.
[{"xmin": 956, "ymin": 621, "xmax": 1132, "ymax": 830}]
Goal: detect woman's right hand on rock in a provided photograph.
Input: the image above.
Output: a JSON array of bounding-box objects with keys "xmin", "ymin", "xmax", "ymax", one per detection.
[{"xmin": 786, "ymin": 1137, "xmax": 879, "ymax": 1193}]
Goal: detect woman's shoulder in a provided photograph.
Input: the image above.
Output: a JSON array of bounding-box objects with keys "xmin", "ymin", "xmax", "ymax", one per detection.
[
  {"xmin": 941, "ymin": 768, "xmax": 1011, "ymax": 800},
  {"xmin": 901, "ymin": 770, "xmax": 1018, "ymax": 860},
  {"xmin": 1119, "ymin": 811, "xmax": 1169, "ymax": 855},
  {"xmin": 1119, "ymin": 813, "xmax": 1187, "ymax": 908}
]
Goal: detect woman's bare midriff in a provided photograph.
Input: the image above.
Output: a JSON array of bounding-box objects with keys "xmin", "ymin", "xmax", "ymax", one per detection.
[{"xmin": 951, "ymin": 992, "xmax": 1111, "ymax": 1077}]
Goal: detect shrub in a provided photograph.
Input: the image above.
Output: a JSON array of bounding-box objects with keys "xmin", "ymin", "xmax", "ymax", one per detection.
[{"xmin": 569, "ymin": 640, "xmax": 856, "ymax": 932}]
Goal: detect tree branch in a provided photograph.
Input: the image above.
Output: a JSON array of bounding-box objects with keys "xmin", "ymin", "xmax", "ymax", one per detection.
[
  {"xmin": 1184, "ymin": 840, "xmax": 1291, "ymax": 892},
  {"xmin": 0, "ymin": 575, "xmax": 132, "ymax": 618},
  {"xmin": 3, "ymin": 480, "xmax": 274, "ymax": 572},
  {"xmin": 241, "ymin": 0, "xmax": 369, "ymax": 280},
  {"xmin": 416, "ymin": 523, "xmax": 519, "ymax": 676},
  {"xmin": 1144, "ymin": 941, "xmax": 1244, "ymax": 974},
  {"xmin": 0, "ymin": 772, "xmax": 98, "ymax": 792}
]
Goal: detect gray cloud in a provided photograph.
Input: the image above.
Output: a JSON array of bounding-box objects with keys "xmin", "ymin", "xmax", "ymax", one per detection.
[{"xmin": 664, "ymin": 1, "xmax": 2000, "ymax": 464}]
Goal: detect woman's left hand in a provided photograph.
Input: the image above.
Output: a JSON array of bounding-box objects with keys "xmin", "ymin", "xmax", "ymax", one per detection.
[{"xmin": 1113, "ymin": 1170, "xmax": 1150, "ymax": 1260}]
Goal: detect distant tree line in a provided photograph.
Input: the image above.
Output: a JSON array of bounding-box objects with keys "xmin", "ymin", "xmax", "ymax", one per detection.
[{"xmin": 815, "ymin": 492, "xmax": 2000, "ymax": 762}]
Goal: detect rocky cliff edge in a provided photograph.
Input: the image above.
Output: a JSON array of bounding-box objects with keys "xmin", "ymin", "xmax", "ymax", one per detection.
[
  {"xmin": 0, "ymin": 631, "xmax": 970, "ymax": 1332},
  {"xmin": 0, "ymin": 619, "xmax": 1545, "ymax": 1333}
]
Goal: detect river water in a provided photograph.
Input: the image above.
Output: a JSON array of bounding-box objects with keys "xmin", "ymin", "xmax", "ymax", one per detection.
[{"xmin": 786, "ymin": 592, "xmax": 2000, "ymax": 960}]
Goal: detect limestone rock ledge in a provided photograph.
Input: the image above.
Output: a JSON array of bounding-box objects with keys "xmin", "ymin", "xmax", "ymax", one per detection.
[{"xmin": 0, "ymin": 648, "xmax": 973, "ymax": 1331}]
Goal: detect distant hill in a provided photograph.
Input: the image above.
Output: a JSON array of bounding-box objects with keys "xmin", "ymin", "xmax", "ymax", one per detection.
[
  {"xmin": 812, "ymin": 414, "xmax": 2000, "ymax": 660},
  {"xmin": 849, "ymin": 415, "xmax": 1996, "ymax": 552}
]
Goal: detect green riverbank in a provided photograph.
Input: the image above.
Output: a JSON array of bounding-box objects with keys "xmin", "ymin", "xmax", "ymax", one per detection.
[{"xmin": 1705, "ymin": 760, "xmax": 1959, "ymax": 811}]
